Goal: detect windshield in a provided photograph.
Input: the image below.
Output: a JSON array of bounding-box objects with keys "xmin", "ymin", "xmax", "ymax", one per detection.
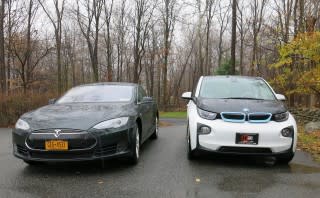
[
  {"xmin": 199, "ymin": 77, "xmax": 276, "ymax": 100},
  {"xmin": 56, "ymin": 85, "xmax": 134, "ymax": 103}
]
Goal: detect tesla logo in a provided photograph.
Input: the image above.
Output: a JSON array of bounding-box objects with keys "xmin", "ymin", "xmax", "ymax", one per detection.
[
  {"xmin": 243, "ymin": 108, "xmax": 249, "ymax": 112},
  {"xmin": 54, "ymin": 129, "xmax": 61, "ymax": 138}
]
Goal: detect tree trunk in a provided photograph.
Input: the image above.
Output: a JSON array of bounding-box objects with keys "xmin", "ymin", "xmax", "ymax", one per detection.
[
  {"xmin": 0, "ymin": 0, "xmax": 6, "ymax": 94},
  {"xmin": 293, "ymin": 0, "xmax": 298, "ymax": 36},
  {"xmin": 230, "ymin": 0, "xmax": 237, "ymax": 75},
  {"xmin": 56, "ymin": 31, "xmax": 62, "ymax": 94},
  {"xmin": 106, "ymin": 25, "xmax": 112, "ymax": 81},
  {"xmin": 298, "ymin": 0, "xmax": 304, "ymax": 32}
]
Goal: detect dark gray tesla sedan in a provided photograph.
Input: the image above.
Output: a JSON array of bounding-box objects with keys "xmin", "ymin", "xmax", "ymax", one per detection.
[{"xmin": 12, "ymin": 83, "xmax": 159, "ymax": 165}]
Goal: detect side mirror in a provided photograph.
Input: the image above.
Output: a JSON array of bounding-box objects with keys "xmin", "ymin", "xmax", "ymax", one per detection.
[
  {"xmin": 275, "ymin": 94, "xmax": 286, "ymax": 101},
  {"xmin": 181, "ymin": 92, "xmax": 192, "ymax": 100},
  {"xmin": 142, "ymin": 96, "xmax": 153, "ymax": 103},
  {"xmin": 48, "ymin": 98, "xmax": 56, "ymax": 105}
]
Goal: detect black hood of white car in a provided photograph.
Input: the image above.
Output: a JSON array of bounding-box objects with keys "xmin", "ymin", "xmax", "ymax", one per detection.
[
  {"xmin": 21, "ymin": 103, "xmax": 136, "ymax": 131},
  {"xmin": 196, "ymin": 97, "xmax": 287, "ymax": 114}
]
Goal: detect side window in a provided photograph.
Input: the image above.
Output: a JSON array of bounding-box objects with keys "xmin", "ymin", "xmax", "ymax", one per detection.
[{"xmin": 137, "ymin": 86, "xmax": 146, "ymax": 103}]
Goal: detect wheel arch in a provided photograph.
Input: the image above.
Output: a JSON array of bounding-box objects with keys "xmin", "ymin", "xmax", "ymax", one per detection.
[{"xmin": 136, "ymin": 117, "xmax": 142, "ymax": 137}]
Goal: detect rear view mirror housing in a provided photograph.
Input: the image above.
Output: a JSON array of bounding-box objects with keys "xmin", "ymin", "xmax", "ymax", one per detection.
[
  {"xmin": 142, "ymin": 96, "xmax": 153, "ymax": 103},
  {"xmin": 275, "ymin": 94, "xmax": 286, "ymax": 101},
  {"xmin": 181, "ymin": 92, "xmax": 192, "ymax": 100}
]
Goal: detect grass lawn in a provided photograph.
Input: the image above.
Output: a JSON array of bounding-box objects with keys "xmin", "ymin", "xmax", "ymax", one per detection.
[{"xmin": 159, "ymin": 111, "xmax": 187, "ymax": 119}]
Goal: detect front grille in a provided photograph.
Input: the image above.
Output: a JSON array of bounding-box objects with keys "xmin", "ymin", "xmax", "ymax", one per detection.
[
  {"xmin": 94, "ymin": 144, "xmax": 117, "ymax": 156},
  {"xmin": 220, "ymin": 112, "xmax": 245, "ymax": 122},
  {"xmin": 26, "ymin": 129, "xmax": 96, "ymax": 150},
  {"xmin": 218, "ymin": 146, "xmax": 272, "ymax": 154},
  {"xmin": 30, "ymin": 151, "xmax": 93, "ymax": 159},
  {"xmin": 220, "ymin": 112, "xmax": 272, "ymax": 123},
  {"xmin": 17, "ymin": 145, "xmax": 28, "ymax": 156},
  {"xmin": 32, "ymin": 129, "xmax": 84, "ymax": 134},
  {"xmin": 248, "ymin": 113, "xmax": 272, "ymax": 123}
]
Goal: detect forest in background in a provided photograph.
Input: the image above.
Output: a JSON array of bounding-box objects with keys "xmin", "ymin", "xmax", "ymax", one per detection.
[{"xmin": 0, "ymin": 0, "xmax": 320, "ymax": 122}]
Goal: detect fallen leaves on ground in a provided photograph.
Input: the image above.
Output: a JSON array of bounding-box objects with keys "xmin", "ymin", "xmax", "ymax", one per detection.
[
  {"xmin": 298, "ymin": 126, "xmax": 320, "ymax": 162},
  {"xmin": 159, "ymin": 121, "xmax": 173, "ymax": 127}
]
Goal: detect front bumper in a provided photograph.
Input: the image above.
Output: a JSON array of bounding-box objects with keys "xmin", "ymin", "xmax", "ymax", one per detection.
[
  {"xmin": 189, "ymin": 114, "xmax": 297, "ymax": 156},
  {"xmin": 12, "ymin": 127, "xmax": 135, "ymax": 162}
]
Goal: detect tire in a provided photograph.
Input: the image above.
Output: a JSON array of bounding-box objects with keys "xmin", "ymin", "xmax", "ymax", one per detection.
[
  {"xmin": 150, "ymin": 116, "xmax": 159, "ymax": 139},
  {"xmin": 128, "ymin": 124, "xmax": 140, "ymax": 165},
  {"xmin": 277, "ymin": 153, "xmax": 294, "ymax": 164},
  {"xmin": 187, "ymin": 124, "xmax": 197, "ymax": 160}
]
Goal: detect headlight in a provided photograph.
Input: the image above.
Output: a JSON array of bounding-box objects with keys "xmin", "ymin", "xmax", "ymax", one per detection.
[
  {"xmin": 197, "ymin": 108, "xmax": 217, "ymax": 120},
  {"xmin": 93, "ymin": 117, "xmax": 129, "ymax": 129},
  {"xmin": 15, "ymin": 119, "xmax": 30, "ymax": 130},
  {"xmin": 274, "ymin": 112, "xmax": 289, "ymax": 122}
]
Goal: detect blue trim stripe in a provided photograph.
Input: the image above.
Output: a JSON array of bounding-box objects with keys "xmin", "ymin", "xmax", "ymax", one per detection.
[
  {"xmin": 220, "ymin": 112, "xmax": 272, "ymax": 123},
  {"xmin": 220, "ymin": 112, "xmax": 246, "ymax": 123}
]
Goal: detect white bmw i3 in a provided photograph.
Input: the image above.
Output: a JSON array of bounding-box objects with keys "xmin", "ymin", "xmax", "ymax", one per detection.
[{"xmin": 182, "ymin": 76, "xmax": 297, "ymax": 164}]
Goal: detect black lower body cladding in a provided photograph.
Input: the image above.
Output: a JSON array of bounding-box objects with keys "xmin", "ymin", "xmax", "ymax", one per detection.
[{"xmin": 12, "ymin": 128, "xmax": 135, "ymax": 162}]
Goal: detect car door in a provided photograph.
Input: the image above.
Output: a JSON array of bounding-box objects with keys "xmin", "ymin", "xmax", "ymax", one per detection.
[{"xmin": 137, "ymin": 86, "xmax": 154, "ymax": 141}]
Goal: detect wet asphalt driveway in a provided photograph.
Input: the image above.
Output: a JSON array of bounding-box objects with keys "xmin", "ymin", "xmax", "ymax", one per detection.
[{"xmin": 0, "ymin": 120, "xmax": 320, "ymax": 198}]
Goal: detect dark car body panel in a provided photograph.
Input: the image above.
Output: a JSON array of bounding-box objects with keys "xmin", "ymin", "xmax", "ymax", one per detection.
[
  {"xmin": 12, "ymin": 83, "xmax": 158, "ymax": 162},
  {"xmin": 21, "ymin": 103, "xmax": 137, "ymax": 131},
  {"xmin": 13, "ymin": 127, "xmax": 135, "ymax": 162},
  {"xmin": 196, "ymin": 97, "xmax": 287, "ymax": 114}
]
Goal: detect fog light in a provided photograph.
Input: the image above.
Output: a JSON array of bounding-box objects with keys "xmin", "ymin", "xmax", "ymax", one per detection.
[
  {"xmin": 117, "ymin": 140, "xmax": 128, "ymax": 152},
  {"xmin": 281, "ymin": 127, "xmax": 293, "ymax": 137},
  {"xmin": 199, "ymin": 126, "xmax": 211, "ymax": 134}
]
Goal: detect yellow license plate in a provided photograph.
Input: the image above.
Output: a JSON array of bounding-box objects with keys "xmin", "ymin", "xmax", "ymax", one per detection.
[{"xmin": 45, "ymin": 140, "xmax": 68, "ymax": 151}]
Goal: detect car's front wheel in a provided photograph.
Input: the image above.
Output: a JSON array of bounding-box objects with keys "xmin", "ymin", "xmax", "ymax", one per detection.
[
  {"xmin": 187, "ymin": 124, "xmax": 197, "ymax": 160},
  {"xmin": 150, "ymin": 116, "xmax": 159, "ymax": 139},
  {"xmin": 128, "ymin": 124, "xmax": 140, "ymax": 165},
  {"xmin": 277, "ymin": 153, "xmax": 295, "ymax": 164}
]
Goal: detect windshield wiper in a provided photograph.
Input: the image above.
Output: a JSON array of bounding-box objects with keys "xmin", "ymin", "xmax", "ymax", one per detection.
[{"xmin": 221, "ymin": 97, "xmax": 265, "ymax": 100}]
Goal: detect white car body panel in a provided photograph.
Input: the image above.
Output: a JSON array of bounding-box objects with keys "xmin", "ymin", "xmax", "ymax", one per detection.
[
  {"xmin": 187, "ymin": 100, "xmax": 297, "ymax": 153},
  {"xmin": 186, "ymin": 76, "xmax": 297, "ymax": 156}
]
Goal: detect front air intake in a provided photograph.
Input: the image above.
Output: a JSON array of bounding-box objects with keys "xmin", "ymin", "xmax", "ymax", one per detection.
[
  {"xmin": 220, "ymin": 112, "xmax": 246, "ymax": 123},
  {"xmin": 248, "ymin": 113, "xmax": 272, "ymax": 123}
]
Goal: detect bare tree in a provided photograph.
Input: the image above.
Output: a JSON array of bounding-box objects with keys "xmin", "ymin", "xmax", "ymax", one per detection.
[
  {"xmin": 230, "ymin": 0, "xmax": 237, "ymax": 74},
  {"xmin": 12, "ymin": 0, "xmax": 52, "ymax": 93},
  {"xmin": 63, "ymin": 27, "xmax": 77, "ymax": 87},
  {"xmin": 0, "ymin": 0, "xmax": 6, "ymax": 94},
  {"xmin": 161, "ymin": 0, "xmax": 176, "ymax": 105},
  {"xmin": 145, "ymin": 24, "xmax": 159, "ymax": 97},
  {"xmin": 5, "ymin": 0, "xmax": 19, "ymax": 92},
  {"xmin": 76, "ymin": 0, "xmax": 104, "ymax": 82},
  {"xmin": 204, "ymin": 0, "xmax": 216, "ymax": 75},
  {"xmin": 115, "ymin": 0, "xmax": 127, "ymax": 82},
  {"xmin": 236, "ymin": 1, "xmax": 249, "ymax": 75},
  {"xmin": 103, "ymin": 0, "xmax": 113, "ymax": 81},
  {"xmin": 196, "ymin": 0, "xmax": 204, "ymax": 77},
  {"xmin": 249, "ymin": 0, "xmax": 266, "ymax": 75},
  {"xmin": 274, "ymin": 0, "xmax": 294, "ymax": 44},
  {"xmin": 216, "ymin": 1, "xmax": 230, "ymax": 68},
  {"xmin": 299, "ymin": 0, "xmax": 305, "ymax": 32},
  {"xmin": 39, "ymin": 0, "xmax": 65, "ymax": 94},
  {"xmin": 132, "ymin": 0, "xmax": 155, "ymax": 83}
]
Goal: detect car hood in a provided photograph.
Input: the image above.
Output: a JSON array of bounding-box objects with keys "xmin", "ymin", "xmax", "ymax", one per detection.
[
  {"xmin": 196, "ymin": 98, "xmax": 287, "ymax": 114},
  {"xmin": 21, "ymin": 103, "xmax": 136, "ymax": 131}
]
